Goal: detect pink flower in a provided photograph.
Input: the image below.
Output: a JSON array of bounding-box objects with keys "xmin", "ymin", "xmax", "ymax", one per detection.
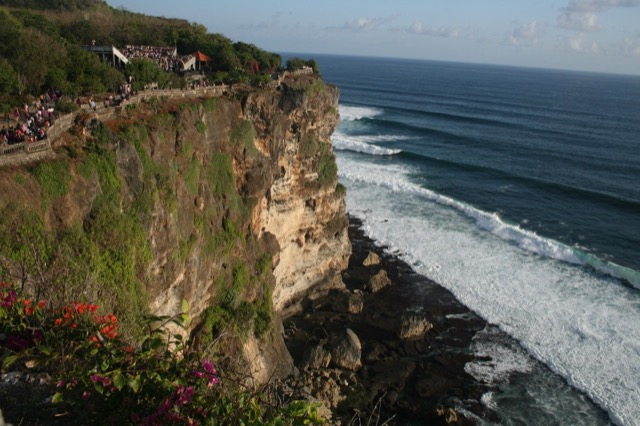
[
  {"xmin": 156, "ymin": 397, "xmax": 172, "ymax": 415},
  {"xmin": 175, "ymin": 386, "xmax": 194, "ymax": 406}
]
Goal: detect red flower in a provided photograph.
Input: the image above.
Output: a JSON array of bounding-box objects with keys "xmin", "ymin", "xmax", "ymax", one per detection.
[
  {"xmin": 54, "ymin": 318, "xmax": 63, "ymax": 326},
  {"xmin": 38, "ymin": 300, "xmax": 46, "ymax": 309}
]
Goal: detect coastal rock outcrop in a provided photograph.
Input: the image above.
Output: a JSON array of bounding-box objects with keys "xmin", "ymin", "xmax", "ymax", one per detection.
[
  {"xmin": 0, "ymin": 75, "xmax": 350, "ymax": 384},
  {"xmin": 363, "ymin": 250, "xmax": 381, "ymax": 266},
  {"xmin": 368, "ymin": 269, "xmax": 392, "ymax": 293},
  {"xmin": 398, "ymin": 314, "xmax": 434, "ymax": 340}
]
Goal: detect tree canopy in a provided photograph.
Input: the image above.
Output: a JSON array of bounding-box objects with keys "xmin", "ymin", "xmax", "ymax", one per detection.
[{"xmin": 0, "ymin": 1, "xmax": 283, "ymax": 105}]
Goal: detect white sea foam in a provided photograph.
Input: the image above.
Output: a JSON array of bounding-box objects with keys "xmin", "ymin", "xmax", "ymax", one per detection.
[
  {"xmin": 332, "ymin": 131, "xmax": 403, "ymax": 156},
  {"xmin": 337, "ymin": 155, "xmax": 640, "ymax": 289},
  {"xmin": 464, "ymin": 327, "xmax": 535, "ymax": 385},
  {"xmin": 339, "ymin": 104, "xmax": 383, "ymax": 122},
  {"xmin": 337, "ymin": 153, "xmax": 640, "ymax": 426}
]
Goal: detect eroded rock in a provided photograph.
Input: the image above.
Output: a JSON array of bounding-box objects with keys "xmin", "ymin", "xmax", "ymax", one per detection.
[
  {"xmin": 330, "ymin": 328, "xmax": 362, "ymax": 371},
  {"xmin": 398, "ymin": 314, "xmax": 433, "ymax": 340},
  {"xmin": 363, "ymin": 250, "xmax": 381, "ymax": 266},
  {"xmin": 302, "ymin": 344, "xmax": 331, "ymax": 370},
  {"xmin": 368, "ymin": 269, "xmax": 391, "ymax": 293}
]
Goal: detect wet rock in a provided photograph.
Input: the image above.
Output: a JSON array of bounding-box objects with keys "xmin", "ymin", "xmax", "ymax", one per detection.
[
  {"xmin": 416, "ymin": 372, "xmax": 458, "ymax": 398},
  {"xmin": 368, "ymin": 269, "xmax": 391, "ymax": 293},
  {"xmin": 331, "ymin": 329, "xmax": 362, "ymax": 371},
  {"xmin": 363, "ymin": 251, "xmax": 381, "ymax": 266},
  {"xmin": 398, "ymin": 314, "xmax": 433, "ymax": 340}
]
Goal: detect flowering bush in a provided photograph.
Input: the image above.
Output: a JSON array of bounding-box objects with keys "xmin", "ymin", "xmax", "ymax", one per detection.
[{"xmin": 0, "ymin": 283, "xmax": 323, "ymax": 425}]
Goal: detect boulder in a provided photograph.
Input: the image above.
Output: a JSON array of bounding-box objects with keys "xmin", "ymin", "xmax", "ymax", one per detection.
[
  {"xmin": 398, "ymin": 314, "xmax": 433, "ymax": 340},
  {"xmin": 330, "ymin": 329, "xmax": 362, "ymax": 371},
  {"xmin": 363, "ymin": 251, "xmax": 381, "ymax": 266},
  {"xmin": 301, "ymin": 344, "xmax": 331, "ymax": 370},
  {"xmin": 368, "ymin": 269, "xmax": 391, "ymax": 293}
]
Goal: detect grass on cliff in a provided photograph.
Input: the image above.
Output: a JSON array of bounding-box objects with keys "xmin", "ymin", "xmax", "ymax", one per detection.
[
  {"xmin": 0, "ymin": 129, "xmax": 152, "ymax": 335},
  {"xmin": 230, "ymin": 120, "xmax": 257, "ymax": 157},
  {"xmin": 30, "ymin": 159, "xmax": 71, "ymax": 211}
]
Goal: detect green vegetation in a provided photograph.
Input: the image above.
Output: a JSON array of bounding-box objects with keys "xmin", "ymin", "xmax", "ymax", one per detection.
[
  {"xmin": 202, "ymin": 98, "xmax": 217, "ymax": 112},
  {"xmin": 306, "ymin": 79, "xmax": 325, "ymax": 97},
  {"xmin": 184, "ymin": 157, "xmax": 201, "ymax": 195},
  {"xmin": 230, "ymin": 120, "xmax": 257, "ymax": 157},
  {"xmin": 317, "ymin": 142, "xmax": 338, "ymax": 187},
  {"xmin": 286, "ymin": 57, "xmax": 320, "ymax": 74},
  {"xmin": 195, "ymin": 120, "xmax": 206, "ymax": 134},
  {"xmin": 0, "ymin": 287, "xmax": 323, "ymax": 424},
  {"xmin": 0, "ymin": 0, "xmax": 282, "ymax": 108},
  {"xmin": 31, "ymin": 160, "xmax": 70, "ymax": 210},
  {"xmin": 299, "ymin": 135, "xmax": 319, "ymax": 158}
]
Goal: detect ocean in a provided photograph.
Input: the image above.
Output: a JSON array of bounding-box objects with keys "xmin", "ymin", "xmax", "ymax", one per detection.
[{"xmin": 310, "ymin": 54, "xmax": 640, "ymax": 425}]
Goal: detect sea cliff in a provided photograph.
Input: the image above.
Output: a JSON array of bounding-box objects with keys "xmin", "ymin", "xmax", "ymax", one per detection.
[{"xmin": 0, "ymin": 75, "xmax": 350, "ymax": 383}]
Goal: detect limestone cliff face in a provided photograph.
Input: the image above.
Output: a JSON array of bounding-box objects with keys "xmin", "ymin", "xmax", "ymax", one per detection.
[
  {"xmin": 0, "ymin": 76, "xmax": 350, "ymax": 383},
  {"xmin": 244, "ymin": 82, "xmax": 350, "ymax": 315},
  {"xmin": 141, "ymin": 78, "xmax": 350, "ymax": 319}
]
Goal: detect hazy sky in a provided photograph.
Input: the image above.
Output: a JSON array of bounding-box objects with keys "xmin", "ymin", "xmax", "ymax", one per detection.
[{"xmin": 105, "ymin": 0, "xmax": 640, "ymax": 75}]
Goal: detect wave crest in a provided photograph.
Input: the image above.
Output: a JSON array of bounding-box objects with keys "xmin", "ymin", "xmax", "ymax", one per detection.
[
  {"xmin": 339, "ymin": 104, "xmax": 383, "ymax": 122},
  {"xmin": 332, "ymin": 131, "xmax": 403, "ymax": 156}
]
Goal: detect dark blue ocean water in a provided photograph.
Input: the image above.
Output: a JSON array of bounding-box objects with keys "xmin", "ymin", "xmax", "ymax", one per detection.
[
  {"xmin": 321, "ymin": 55, "xmax": 640, "ymax": 275},
  {"xmin": 296, "ymin": 54, "xmax": 640, "ymax": 425}
]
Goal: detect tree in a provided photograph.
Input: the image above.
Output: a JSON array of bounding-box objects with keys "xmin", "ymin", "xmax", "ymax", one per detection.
[
  {"xmin": 0, "ymin": 58, "xmax": 18, "ymax": 95},
  {"xmin": 124, "ymin": 59, "xmax": 167, "ymax": 90}
]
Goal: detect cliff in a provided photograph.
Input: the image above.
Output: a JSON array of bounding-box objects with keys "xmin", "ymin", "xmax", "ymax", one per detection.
[{"xmin": 0, "ymin": 75, "xmax": 350, "ymax": 382}]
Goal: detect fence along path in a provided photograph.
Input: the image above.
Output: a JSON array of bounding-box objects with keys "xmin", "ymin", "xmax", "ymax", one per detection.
[{"xmin": 0, "ymin": 85, "xmax": 230, "ymax": 168}]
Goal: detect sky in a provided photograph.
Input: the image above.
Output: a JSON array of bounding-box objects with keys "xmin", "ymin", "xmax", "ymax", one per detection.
[{"xmin": 105, "ymin": 0, "xmax": 640, "ymax": 75}]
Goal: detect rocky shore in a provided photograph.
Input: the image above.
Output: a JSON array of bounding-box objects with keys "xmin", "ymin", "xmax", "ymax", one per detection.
[{"xmin": 280, "ymin": 216, "xmax": 500, "ymax": 425}]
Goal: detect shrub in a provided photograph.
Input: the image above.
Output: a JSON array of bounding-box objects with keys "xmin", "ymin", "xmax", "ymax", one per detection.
[
  {"xmin": 317, "ymin": 143, "xmax": 338, "ymax": 187},
  {"xmin": 0, "ymin": 285, "xmax": 323, "ymax": 425},
  {"xmin": 195, "ymin": 120, "xmax": 206, "ymax": 134},
  {"xmin": 54, "ymin": 98, "xmax": 78, "ymax": 114}
]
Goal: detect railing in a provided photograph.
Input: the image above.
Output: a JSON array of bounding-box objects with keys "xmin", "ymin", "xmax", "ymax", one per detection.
[
  {"xmin": 0, "ymin": 139, "xmax": 50, "ymax": 157},
  {"xmin": 0, "ymin": 83, "xmax": 240, "ymax": 167}
]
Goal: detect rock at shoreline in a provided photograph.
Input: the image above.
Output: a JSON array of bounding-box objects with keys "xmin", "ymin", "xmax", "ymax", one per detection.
[
  {"xmin": 330, "ymin": 329, "xmax": 362, "ymax": 371},
  {"xmin": 368, "ymin": 269, "xmax": 391, "ymax": 293},
  {"xmin": 363, "ymin": 251, "xmax": 381, "ymax": 266},
  {"xmin": 398, "ymin": 314, "xmax": 434, "ymax": 340}
]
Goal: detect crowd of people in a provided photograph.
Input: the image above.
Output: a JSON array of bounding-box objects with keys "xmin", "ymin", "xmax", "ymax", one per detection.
[
  {"xmin": 121, "ymin": 45, "xmax": 184, "ymax": 72},
  {"xmin": 1, "ymin": 90, "xmax": 61, "ymax": 147},
  {"xmin": 1, "ymin": 118, "xmax": 49, "ymax": 146}
]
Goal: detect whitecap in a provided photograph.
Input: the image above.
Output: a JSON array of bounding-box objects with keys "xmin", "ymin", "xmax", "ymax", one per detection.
[
  {"xmin": 339, "ymin": 104, "xmax": 383, "ymax": 121},
  {"xmin": 332, "ymin": 131, "xmax": 403, "ymax": 156},
  {"xmin": 337, "ymin": 153, "xmax": 640, "ymax": 425}
]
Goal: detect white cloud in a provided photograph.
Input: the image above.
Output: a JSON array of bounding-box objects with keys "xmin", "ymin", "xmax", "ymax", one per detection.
[
  {"xmin": 557, "ymin": 33, "xmax": 600, "ymax": 52},
  {"xmin": 558, "ymin": 11, "xmax": 603, "ymax": 31},
  {"xmin": 558, "ymin": 0, "xmax": 640, "ymax": 31},
  {"xmin": 509, "ymin": 21, "xmax": 543, "ymax": 46},
  {"xmin": 622, "ymin": 33, "xmax": 640, "ymax": 56},
  {"xmin": 335, "ymin": 16, "xmax": 397, "ymax": 32},
  {"xmin": 406, "ymin": 22, "xmax": 465, "ymax": 38}
]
